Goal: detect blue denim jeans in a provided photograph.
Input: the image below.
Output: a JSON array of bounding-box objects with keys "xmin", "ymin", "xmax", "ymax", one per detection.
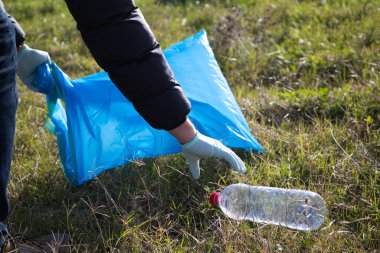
[
  {"xmin": 0, "ymin": 6, "xmax": 17, "ymax": 227},
  {"xmin": 0, "ymin": 222, "xmax": 9, "ymax": 248}
]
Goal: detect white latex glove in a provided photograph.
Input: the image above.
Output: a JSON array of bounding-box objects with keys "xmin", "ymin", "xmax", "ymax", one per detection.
[
  {"xmin": 17, "ymin": 46, "xmax": 50, "ymax": 91},
  {"xmin": 181, "ymin": 132, "xmax": 246, "ymax": 179}
]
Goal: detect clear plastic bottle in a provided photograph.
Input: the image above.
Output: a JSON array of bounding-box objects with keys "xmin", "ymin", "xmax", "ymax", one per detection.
[{"xmin": 210, "ymin": 183, "xmax": 326, "ymax": 231}]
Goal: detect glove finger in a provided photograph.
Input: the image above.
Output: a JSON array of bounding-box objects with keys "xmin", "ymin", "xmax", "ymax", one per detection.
[
  {"xmin": 184, "ymin": 152, "xmax": 201, "ymax": 179},
  {"xmin": 30, "ymin": 49, "xmax": 51, "ymax": 64},
  {"xmin": 221, "ymin": 149, "xmax": 247, "ymax": 173},
  {"xmin": 209, "ymin": 140, "xmax": 247, "ymax": 173}
]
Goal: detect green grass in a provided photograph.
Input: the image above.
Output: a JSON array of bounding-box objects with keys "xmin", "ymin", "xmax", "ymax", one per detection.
[{"xmin": 4, "ymin": 0, "xmax": 380, "ymax": 252}]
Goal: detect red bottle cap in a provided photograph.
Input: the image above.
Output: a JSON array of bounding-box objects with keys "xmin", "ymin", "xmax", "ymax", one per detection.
[{"xmin": 210, "ymin": 191, "xmax": 221, "ymax": 206}]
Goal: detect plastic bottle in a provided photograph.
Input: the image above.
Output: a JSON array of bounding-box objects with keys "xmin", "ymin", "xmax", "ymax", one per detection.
[{"xmin": 210, "ymin": 183, "xmax": 326, "ymax": 231}]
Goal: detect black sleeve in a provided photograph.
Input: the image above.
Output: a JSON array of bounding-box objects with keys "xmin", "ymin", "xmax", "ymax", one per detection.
[
  {"xmin": 6, "ymin": 13, "xmax": 25, "ymax": 48},
  {"xmin": 64, "ymin": 0, "xmax": 191, "ymax": 130},
  {"xmin": 0, "ymin": 2, "xmax": 26, "ymax": 48}
]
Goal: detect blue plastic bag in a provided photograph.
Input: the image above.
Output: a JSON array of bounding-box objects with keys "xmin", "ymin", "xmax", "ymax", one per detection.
[{"xmin": 35, "ymin": 30, "xmax": 263, "ymax": 185}]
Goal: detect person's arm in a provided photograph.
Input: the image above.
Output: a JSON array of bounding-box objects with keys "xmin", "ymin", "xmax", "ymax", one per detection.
[
  {"xmin": 64, "ymin": 0, "xmax": 246, "ymax": 179},
  {"xmin": 0, "ymin": 3, "xmax": 50, "ymax": 91},
  {"xmin": 65, "ymin": 0, "xmax": 191, "ymax": 131},
  {"xmin": 0, "ymin": 2, "xmax": 26, "ymax": 52}
]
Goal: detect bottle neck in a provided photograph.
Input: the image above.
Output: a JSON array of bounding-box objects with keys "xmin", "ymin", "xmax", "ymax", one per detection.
[{"xmin": 210, "ymin": 191, "xmax": 221, "ymax": 207}]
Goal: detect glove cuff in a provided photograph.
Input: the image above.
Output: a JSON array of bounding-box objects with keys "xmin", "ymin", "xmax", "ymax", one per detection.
[
  {"xmin": 17, "ymin": 45, "xmax": 30, "ymax": 61},
  {"xmin": 181, "ymin": 131, "xmax": 199, "ymax": 149}
]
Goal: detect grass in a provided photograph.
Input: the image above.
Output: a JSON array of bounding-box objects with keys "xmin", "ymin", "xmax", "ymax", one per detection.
[{"xmin": 4, "ymin": 0, "xmax": 380, "ymax": 252}]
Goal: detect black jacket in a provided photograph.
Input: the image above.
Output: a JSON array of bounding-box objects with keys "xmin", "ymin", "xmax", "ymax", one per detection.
[
  {"xmin": 65, "ymin": 0, "xmax": 191, "ymax": 130},
  {"xmin": 3, "ymin": 0, "xmax": 191, "ymax": 130},
  {"xmin": 0, "ymin": 1, "xmax": 25, "ymax": 49}
]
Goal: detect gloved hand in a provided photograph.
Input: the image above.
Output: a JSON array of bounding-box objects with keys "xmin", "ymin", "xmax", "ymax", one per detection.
[
  {"xmin": 181, "ymin": 132, "xmax": 246, "ymax": 179},
  {"xmin": 17, "ymin": 46, "xmax": 50, "ymax": 92}
]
